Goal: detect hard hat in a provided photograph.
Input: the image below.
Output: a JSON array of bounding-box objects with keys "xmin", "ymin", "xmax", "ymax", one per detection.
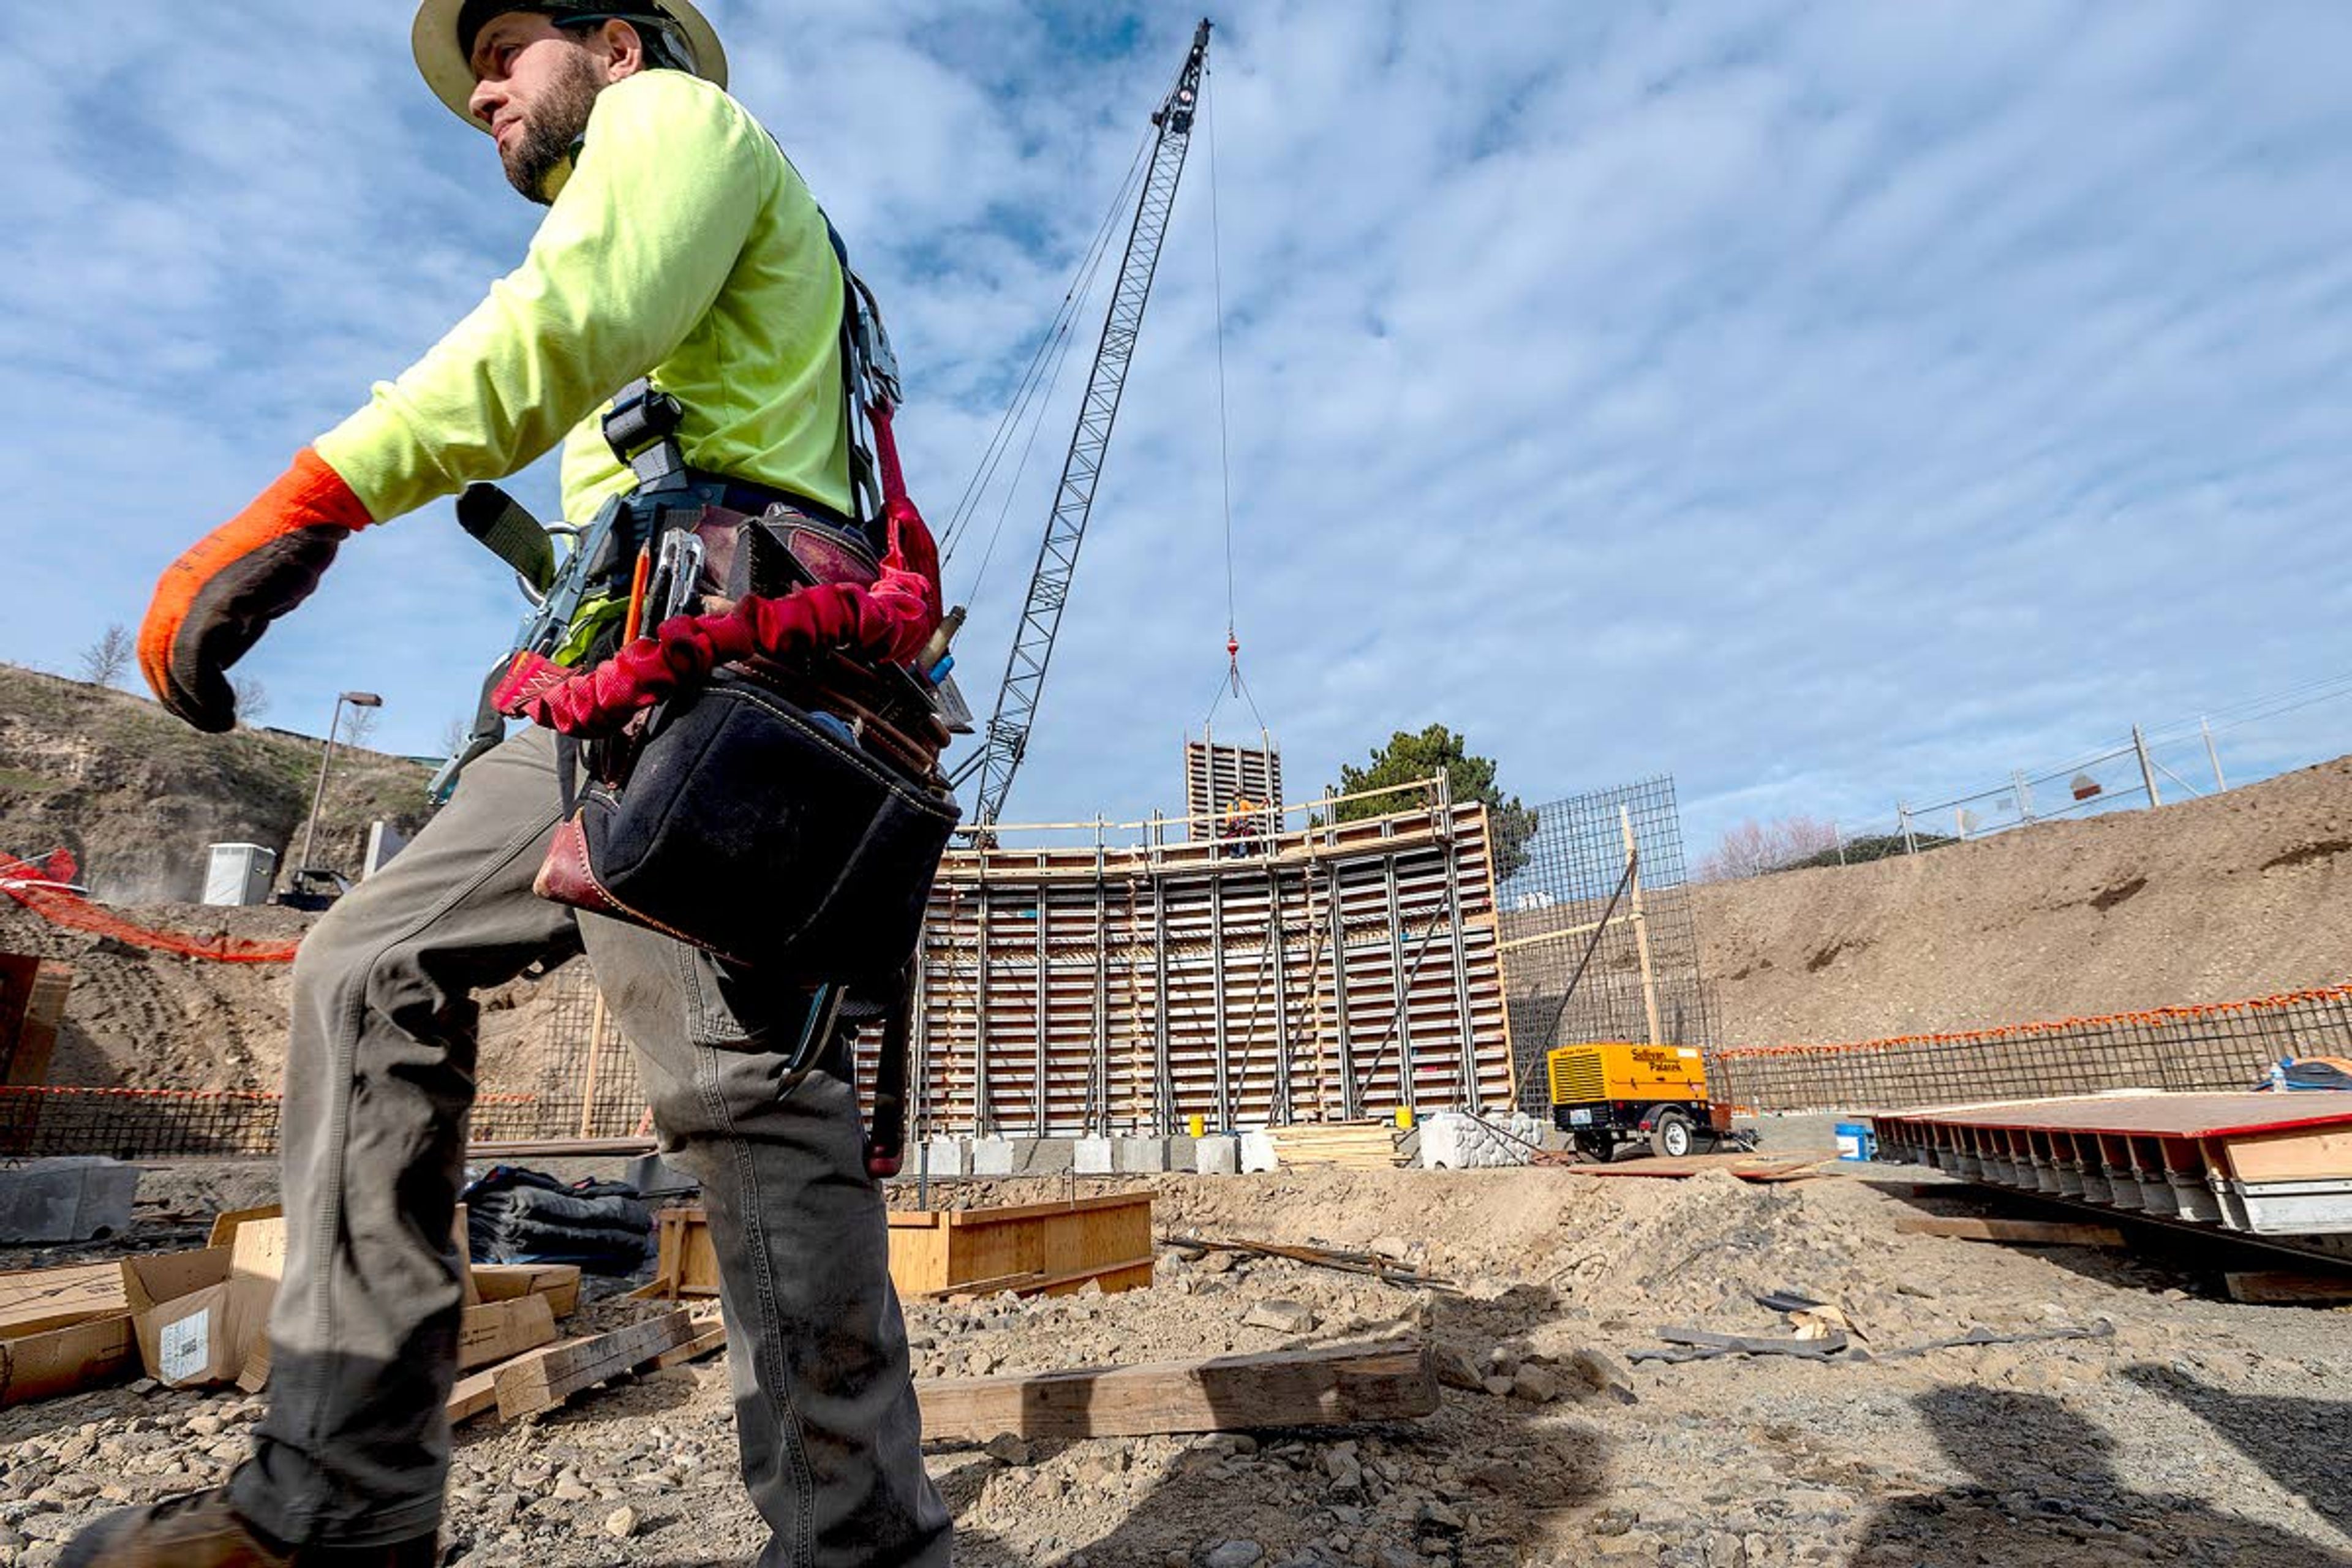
[{"xmin": 411, "ymin": 0, "xmax": 729, "ymax": 130}]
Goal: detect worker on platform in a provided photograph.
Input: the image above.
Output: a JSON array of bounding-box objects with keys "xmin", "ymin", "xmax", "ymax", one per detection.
[{"xmin": 77, "ymin": 4, "xmax": 949, "ymax": 1564}]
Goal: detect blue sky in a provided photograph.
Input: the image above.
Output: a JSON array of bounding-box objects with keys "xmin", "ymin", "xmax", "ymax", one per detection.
[{"xmin": 3, "ymin": 1, "xmax": 2349, "ymax": 859}]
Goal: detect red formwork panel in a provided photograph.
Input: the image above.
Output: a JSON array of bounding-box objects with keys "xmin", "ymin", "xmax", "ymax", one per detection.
[{"xmin": 1877, "ymin": 1093, "xmax": 2352, "ymax": 1140}]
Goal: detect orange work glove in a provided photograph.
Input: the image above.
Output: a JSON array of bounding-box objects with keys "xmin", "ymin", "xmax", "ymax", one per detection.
[{"xmin": 138, "ymin": 450, "xmax": 374, "ymax": 732}]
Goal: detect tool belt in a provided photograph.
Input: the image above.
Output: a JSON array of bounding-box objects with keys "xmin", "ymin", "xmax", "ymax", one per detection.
[{"xmin": 531, "ymin": 488, "xmax": 959, "ymax": 987}]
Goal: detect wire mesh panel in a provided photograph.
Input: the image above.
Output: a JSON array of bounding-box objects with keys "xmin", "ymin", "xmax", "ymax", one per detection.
[
  {"xmin": 1495, "ymin": 776, "xmax": 1712, "ymax": 1114},
  {"xmin": 1710, "ymin": 985, "xmax": 2352, "ymax": 1112}
]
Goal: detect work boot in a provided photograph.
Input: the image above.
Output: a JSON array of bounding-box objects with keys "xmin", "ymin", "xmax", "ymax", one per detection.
[{"xmin": 59, "ymin": 1488, "xmax": 437, "ymax": 1567}]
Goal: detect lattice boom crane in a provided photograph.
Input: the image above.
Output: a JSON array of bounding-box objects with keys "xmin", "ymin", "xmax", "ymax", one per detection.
[{"xmin": 967, "ymin": 18, "xmax": 1213, "ymax": 826}]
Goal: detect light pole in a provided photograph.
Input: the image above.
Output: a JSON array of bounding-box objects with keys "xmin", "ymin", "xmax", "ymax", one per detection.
[{"xmin": 295, "ymin": 690, "xmax": 383, "ymax": 888}]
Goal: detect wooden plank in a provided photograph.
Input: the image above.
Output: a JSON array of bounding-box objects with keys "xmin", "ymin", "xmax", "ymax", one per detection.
[
  {"xmin": 929, "ymin": 1255, "xmax": 1156, "ymax": 1302},
  {"xmin": 453, "ymin": 1205, "xmax": 479, "ymax": 1306},
  {"xmin": 2224, "ymin": 1270, "xmax": 2352, "ymax": 1306},
  {"xmin": 913, "ymin": 1338, "xmax": 1439, "ymax": 1441},
  {"xmin": 206, "ymin": 1205, "xmax": 281, "ymax": 1249},
  {"xmin": 1894, "ymin": 1217, "xmax": 2125, "ymax": 1246},
  {"xmin": 493, "ymin": 1310, "xmax": 696, "ymax": 1422},
  {"xmin": 447, "ymin": 1365, "xmax": 503, "ymax": 1425},
  {"xmin": 2222, "ymin": 1128, "xmax": 2352, "ymax": 1184},
  {"xmin": 0, "ymin": 1261, "xmax": 128, "ymax": 1339},
  {"xmin": 471, "ymin": 1264, "xmax": 581, "ymax": 1319},
  {"xmin": 652, "ymin": 1320, "xmax": 728, "ymax": 1369},
  {"xmin": 458, "ymin": 1294, "xmax": 557, "ymax": 1371},
  {"xmin": 0, "ymin": 1314, "xmax": 135, "ymax": 1406}
]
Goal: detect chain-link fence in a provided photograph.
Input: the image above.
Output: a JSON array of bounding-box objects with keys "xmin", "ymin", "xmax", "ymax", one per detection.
[
  {"xmin": 1496, "ymin": 776, "xmax": 1713, "ymax": 1115},
  {"xmin": 1710, "ymin": 985, "xmax": 2352, "ymax": 1113},
  {"xmin": 1811, "ymin": 674, "xmax": 2352, "ymax": 863}
]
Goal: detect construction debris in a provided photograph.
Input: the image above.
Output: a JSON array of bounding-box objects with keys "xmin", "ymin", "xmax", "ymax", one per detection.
[
  {"xmin": 1563, "ymin": 1154, "xmax": 1823, "ymax": 1182},
  {"xmin": 2222, "ymin": 1268, "xmax": 2352, "ymax": 1305},
  {"xmin": 1166, "ymin": 1234, "xmax": 1457, "ymax": 1292}
]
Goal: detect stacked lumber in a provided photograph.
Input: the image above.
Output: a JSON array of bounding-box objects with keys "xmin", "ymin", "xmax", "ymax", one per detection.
[
  {"xmin": 0, "ymin": 1203, "xmax": 606, "ymax": 1413},
  {"xmin": 1260, "ymin": 1122, "xmax": 1404, "ymax": 1170}
]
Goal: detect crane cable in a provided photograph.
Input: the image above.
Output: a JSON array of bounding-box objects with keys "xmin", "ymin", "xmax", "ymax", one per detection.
[
  {"xmin": 1199, "ymin": 58, "xmax": 1267, "ymax": 736},
  {"xmin": 940, "ymin": 119, "xmax": 1159, "ymax": 597}
]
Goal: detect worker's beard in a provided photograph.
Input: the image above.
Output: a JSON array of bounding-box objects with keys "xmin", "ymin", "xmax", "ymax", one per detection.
[{"xmin": 502, "ymin": 51, "xmax": 604, "ymax": 205}]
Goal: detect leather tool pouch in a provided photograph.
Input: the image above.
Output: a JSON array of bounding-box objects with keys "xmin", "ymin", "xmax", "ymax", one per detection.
[
  {"xmin": 535, "ymin": 502, "xmax": 959, "ymax": 986},
  {"xmin": 537, "ymin": 667, "xmax": 960, "ymax": 986}
]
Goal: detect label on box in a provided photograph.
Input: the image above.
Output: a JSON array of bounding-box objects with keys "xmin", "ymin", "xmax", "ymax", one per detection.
[{"xmin": 159, "ymin": 1308, "xmax": 211, "ymax": 1384}]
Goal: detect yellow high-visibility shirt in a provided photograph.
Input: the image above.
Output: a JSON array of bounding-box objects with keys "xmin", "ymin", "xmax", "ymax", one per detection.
[{"xmin": 314, "ymin": 69, "xmax": 850, "ymax": 527}]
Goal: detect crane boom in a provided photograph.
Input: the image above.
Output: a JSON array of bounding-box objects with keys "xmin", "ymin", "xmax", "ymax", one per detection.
[{"xmin": 968, "ymin": 18, "xmax": 1213, "ymax": 826}]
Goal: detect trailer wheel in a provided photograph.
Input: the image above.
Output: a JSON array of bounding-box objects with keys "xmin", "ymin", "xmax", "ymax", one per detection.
[
  {"xmin": 1652, "ymin": 1109, "xmax": 1695, "ymax": 1159},
  {"xmin": 1574, "ymin": 1132, "xmax": 1614, "ymax": 1164}
]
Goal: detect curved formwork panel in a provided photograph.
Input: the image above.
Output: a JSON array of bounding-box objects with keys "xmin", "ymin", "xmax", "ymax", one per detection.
[{"xmin": 895, "ymin": 799, "xmax": 1513, "ymax": 1137}]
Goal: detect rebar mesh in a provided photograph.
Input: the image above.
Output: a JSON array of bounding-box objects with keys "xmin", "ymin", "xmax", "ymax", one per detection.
[
  {"xmin": 1494, "ymin": 776, "xmax": 1713, "ymax": 1114},
  {"xmin": 1709, "ymin": 985, "xmax": 2352, "ymax": 1112}
]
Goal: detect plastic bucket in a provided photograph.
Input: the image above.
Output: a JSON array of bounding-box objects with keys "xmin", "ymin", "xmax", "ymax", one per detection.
[{"xmin": 1834, "ymin": 1122, "xmax": 1877, "ymax": 1162}]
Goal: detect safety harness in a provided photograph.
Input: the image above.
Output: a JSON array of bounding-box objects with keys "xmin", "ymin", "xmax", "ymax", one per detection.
[{"xmin": 446, "ymin": 230, "xmax": 956, "ymax": 1178}]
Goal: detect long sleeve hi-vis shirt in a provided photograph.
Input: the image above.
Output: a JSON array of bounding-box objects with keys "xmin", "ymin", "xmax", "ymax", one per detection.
[{"xmin": 314, "ymin": 70, "xmax": 850, "ymax": 529}]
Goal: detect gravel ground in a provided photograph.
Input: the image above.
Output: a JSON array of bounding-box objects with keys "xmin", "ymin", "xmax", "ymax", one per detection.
[{"xmin": 2, "ymin": 1163, "xmax": 2348, "ymax": 1567}]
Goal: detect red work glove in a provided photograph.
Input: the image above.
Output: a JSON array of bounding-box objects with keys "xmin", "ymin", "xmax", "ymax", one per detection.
[{"xmin": 138, "ymin": 449, "xmax": 374, "ymax": 732}]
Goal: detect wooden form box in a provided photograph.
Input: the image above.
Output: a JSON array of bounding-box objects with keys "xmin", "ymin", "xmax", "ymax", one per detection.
[
  {"xmin": 887, "ymin": 1193, "xmax": 1154, "ymax": 1300},
  {"xmin": 644, "ymin": 1194, "xmax": 1156, "ymax": 1303}
]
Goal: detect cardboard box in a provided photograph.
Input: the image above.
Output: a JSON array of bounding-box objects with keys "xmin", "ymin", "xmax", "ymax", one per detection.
[
  {"xmin": 125, "ymin": 1248, "xmax": 235, "ymax": 1387},
  {"xmin": 0, "ymin": 1314, "xmax": 136, "ymax": 1407}
]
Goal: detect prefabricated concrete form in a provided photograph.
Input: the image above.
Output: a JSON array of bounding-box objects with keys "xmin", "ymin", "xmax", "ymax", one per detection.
[
  {"xmin": 891, "ymin": 787, "xmax": 1513, "ymax": 1137},
  {"xmin": 1871, "ymin": 1093, "xmax": 2352, "ymax": 1258}
]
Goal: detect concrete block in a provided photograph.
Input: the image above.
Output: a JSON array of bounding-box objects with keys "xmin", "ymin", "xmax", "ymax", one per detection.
[
  {"xmin": 1240, "ymin": 1131, "xmax": 1280, "ymax": 1174},
  {"xmin": 1115, "ymin": 1137, "xmax": 1172, "ymax": 1174},
  {"xmin": 0, "ymin": 1157, "xmax": 140, "ymax": 1243},
  {"xmin": 1074, "ymin": 1137, "xmax": 1117, "ymax": 1175},
  {"xmin": 1194, "ymin": 1136, "xmax": 1240, "ymax": 1176},
  {"xmin": 970, "ymin": 1139, "xmax": 1016, "ymax": 1177},
  {"xmin": 920, "ymin": 1138, "xmax": 968, "ymax": 1178},
  {"xmin": 1166, "ymin": 1135, "xmax": 1198, "ymax": 1170},
  {"xmin": 1012, "ymin": 1139, "xmax": 1076, "ymax": 1176}
]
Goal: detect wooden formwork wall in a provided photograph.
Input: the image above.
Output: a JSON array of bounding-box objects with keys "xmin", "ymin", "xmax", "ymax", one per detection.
[{"xmin": 894, "ymin": 799, "xmax": 1512, "ymax": 1137}]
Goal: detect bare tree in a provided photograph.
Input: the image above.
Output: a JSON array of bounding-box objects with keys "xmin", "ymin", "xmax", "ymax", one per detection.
[
  {"xmin": 437, "ymin": 714, "xmax": 472, "ymax": 757},
  {"xmin": 230, "ymin": 675, "xmax": 271, "ymax": 722},
  {"xmin": 1697, "ymin": 815, "xmax": 1841, "ymax": 881},
  {"xmin": 77, "ymin": 625, "xmax": 133, "ymax": 687},
  {"xmin": 340, "ymin": 704, "xmax": 382, "ymax": 752}
]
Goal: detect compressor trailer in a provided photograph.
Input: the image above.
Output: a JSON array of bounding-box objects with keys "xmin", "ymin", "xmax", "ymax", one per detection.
[{"xmin": 1547, "ymin": 1041, "xmax": 1745, "ymax": 1161}]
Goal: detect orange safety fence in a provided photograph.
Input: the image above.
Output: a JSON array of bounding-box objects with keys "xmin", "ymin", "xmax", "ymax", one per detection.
[
  {"xmin": 0, "ymin": 850, "xmax": 304, "ymax": 963},
  {"xmin": 1712, "ymin": 982, "xmax": 2352, "ymax": 1060}
]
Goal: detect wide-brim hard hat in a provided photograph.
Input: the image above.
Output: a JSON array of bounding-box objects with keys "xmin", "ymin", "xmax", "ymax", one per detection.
[{"xmin": 411, "ymin": 0, "xmax": 729, "ymax": 131}]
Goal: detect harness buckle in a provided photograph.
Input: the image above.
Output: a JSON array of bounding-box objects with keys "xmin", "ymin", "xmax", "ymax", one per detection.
[{"xmin": 602, "ymin": 378, "xmax": 691, "ymax": 493}]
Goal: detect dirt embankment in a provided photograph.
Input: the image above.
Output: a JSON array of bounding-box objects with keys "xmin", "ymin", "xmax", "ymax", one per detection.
[
  {"xmin": 1694, "ymin": 755, "xmax": 2352, "ymax": 1046},
  {"xmin": 0, "ymin": 662, "xmax": 434, "ymax": 905}
]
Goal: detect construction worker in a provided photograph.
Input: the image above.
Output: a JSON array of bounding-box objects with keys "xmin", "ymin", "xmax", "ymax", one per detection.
[{"xmin": 76, "ymin": 5, "xmax": 949, "ymax": 1564}]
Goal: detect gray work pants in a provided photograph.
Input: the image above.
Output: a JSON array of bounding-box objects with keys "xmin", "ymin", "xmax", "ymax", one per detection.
[{"xmin": 228, "ymin": 725, "xmax": 949, "ymax": 1566}]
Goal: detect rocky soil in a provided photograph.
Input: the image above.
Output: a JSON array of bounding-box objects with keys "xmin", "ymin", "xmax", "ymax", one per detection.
[
  {"xmin": 1, "ymin": 1164, "xmax": 2346, "ymax": 1567},
  {"xmin": 1695, "ymin": 754, "xmax": 2352, "ymax": 1045}
]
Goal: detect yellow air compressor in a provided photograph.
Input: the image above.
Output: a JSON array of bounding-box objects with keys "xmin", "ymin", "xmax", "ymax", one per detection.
[{"xmin": 1547, "ymin": 1041, "xmax": 1736, "ymax": 1160}]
